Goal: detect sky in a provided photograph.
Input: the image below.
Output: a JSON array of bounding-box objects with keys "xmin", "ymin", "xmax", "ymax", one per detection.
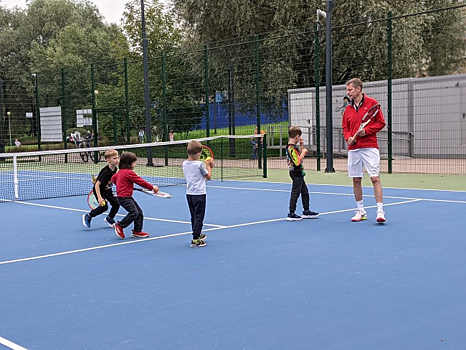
[{"xmin": 2, "ymin": 0, "xmax": 128, "ymax": 24}]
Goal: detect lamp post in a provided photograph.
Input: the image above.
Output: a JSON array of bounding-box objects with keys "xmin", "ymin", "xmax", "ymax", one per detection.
[
  {"xmin": 141, "ymin": 0, "xmax": 153, "ymax": 166},
  {"xmin": 7, "ymin": 111, "xmax": 12, "ymax": 146}
]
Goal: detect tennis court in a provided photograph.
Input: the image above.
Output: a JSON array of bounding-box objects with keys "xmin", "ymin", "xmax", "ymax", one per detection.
[{"xmin": 1, "ymin": 178, "xmax": 465, "ymax": 350}]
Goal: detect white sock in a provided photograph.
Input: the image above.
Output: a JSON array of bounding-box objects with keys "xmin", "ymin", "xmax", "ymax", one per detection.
[
  {"xmin": 377, "ymin": 202, "xmax": 384, "ymax": 211},
  {"xmin": 356, "ymin": 200, "xmax": 364, "ymax": 211}
]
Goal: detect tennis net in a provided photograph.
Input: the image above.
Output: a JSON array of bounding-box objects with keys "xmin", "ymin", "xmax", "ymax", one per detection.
[{"xmin": 0, "ymin": 134, "xmax": 266, "ymax": 202}]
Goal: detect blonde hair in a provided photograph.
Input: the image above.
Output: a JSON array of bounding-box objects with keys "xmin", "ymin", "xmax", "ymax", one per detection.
[
  {"xmin": 346, "ymin": 78, "xmax": 363, "ymax": 90},
  {"xmin": 288, "ymin": 126, "xmax": 302, "ymax": 138},
  {"xmin": 187, "ymin": 140, "xmax": 203, "ymax": 156},
  {"xmin": 104, "ymin": 149, "xmax": 118, "ymax": 159}
]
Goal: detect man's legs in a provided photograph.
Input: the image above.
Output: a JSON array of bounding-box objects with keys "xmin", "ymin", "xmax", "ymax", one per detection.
[{"xmin": 370, "ymin": 176, "xmax": 383, "ymax": 203}]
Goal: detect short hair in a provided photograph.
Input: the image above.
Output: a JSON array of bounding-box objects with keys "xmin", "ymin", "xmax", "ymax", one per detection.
[
  {"xmin": 187, "ymin": 140, "xmax": 203, "ymax": 156},
  {"xmin": 343, "ymin": 96, "xmax": 350, "ymax": 102},
  {"xmin": 288, "ymin": 126, "xmax": 302, "ymax": 138},
  {"xmin": 119, "ymin": 151, "xmax": 137, "ymax": 169},
  {"xmin": 346, "ymin": 78, "xmax": 363, "ymax": 90},
  {"xmin": 104, "ymin": 149, "xmax": 118, "ymax": 160}
]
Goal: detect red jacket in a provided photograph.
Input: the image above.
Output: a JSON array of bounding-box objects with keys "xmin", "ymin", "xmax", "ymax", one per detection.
[
  {"xmin": 111, "ymin": 169, "xmax": 153, "ymax": 197},
  {"xmin": 342, "ymin": 95, "xmax": 386, "ymax": 150}
]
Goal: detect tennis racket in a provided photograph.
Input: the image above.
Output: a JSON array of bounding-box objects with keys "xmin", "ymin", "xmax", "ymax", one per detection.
[
  {"xmin": 135, "ymin": 188, "xmax": 172, "ymax": 199},
  {"xmin": 87, "ymin": 190, "xmax": 102, "ymax": 210},
  {"xmin": 199, "ymin": 145, "xmax": 214, "ymax": 162},
  {"xmin": 352, "ymin": 104, "xmax": 381, "ymax": 142}
]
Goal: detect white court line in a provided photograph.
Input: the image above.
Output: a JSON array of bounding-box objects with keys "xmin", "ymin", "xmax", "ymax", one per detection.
[
  {"xmin": 0, "ymin": 336, "xmax": 28, "ymax": 350},
  {"xmin": 0, "ymin": 198, "xmax": 421, "ymax": 266},
  {"xmin": 13, "ymin": 201, "xmax": 224, "ymax": 228},
  {"xmin": 230, "ymin": 178, "xmax": 466, "ymax": 194},
  {"xmin": 208, "ymin": 185, "xmax": 466, "ymax": 204},
  {"xmin": 0, "ymin": 228, "xmax": 221, "ymax": 266}
]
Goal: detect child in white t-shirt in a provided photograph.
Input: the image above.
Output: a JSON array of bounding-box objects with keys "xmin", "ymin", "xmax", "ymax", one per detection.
[{"xmin": 182, "ymin": 140, "xmax": 213, "ymax": 247}]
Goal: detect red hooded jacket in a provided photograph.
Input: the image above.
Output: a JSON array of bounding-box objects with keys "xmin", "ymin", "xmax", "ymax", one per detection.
[{"xmin": 111, "ymin": 169, "xmax": 153, "ymax": 197}]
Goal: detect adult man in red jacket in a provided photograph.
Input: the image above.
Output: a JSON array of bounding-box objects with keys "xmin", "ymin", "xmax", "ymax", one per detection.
[{"xmin": 342, "ymin": 78, "xmax": 387, "ymax": 223}]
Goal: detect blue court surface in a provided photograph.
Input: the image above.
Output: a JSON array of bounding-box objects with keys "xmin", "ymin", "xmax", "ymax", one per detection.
[{"xmin": 1, "ymin": 180, "xmax": 465, "ymax": 350}]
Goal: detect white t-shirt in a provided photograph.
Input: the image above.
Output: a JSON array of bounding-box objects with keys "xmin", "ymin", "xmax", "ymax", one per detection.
[{"xmin": 182, "ymin": 160, "xmax": 208, "ymax": 195}]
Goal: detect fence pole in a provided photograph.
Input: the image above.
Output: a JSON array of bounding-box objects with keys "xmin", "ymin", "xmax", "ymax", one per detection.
[
  {"xmin": 255, "ymin": 35, "xmax": 262, "ymax": 169},
  {"xmin": 61, "ymin": 68, "xmax": 68, "ymax": 155},
  {"xmin": 162, "ymin": 51, "xmax": 169, "ymax": 166},
  {"xmin": 387, "ymin": 11, "xmax": 393, "ymax": 174},
  {"xmin": 325, "ymin": 0, "xmax": 335, "ymax": 173},
  {"xmin": 204, "ymin": 45, "xmax": 210, "ymax": 138},
  {"xmin": 162, "ymin": 51, "xmax": 168, "ymax": 142},
  {"xmin": 124, "ymin": 58, "xmax": 131, "ymax": 144},
  {"xmin": 91, "ymin": 64, "xmax": 98, "ymax": 149},
  {"xmin": 33, "ymin": 73, "xmax": 41, "ymax": 153}
]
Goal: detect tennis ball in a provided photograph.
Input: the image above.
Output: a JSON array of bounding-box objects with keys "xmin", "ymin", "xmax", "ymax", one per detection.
[
  {"xmin": 100, "ymin": 201, "xmax": 106, "ymax": 207},
  {"xmin": 205, "ymin": 157, "xmax": 212, "ymax": 162}
]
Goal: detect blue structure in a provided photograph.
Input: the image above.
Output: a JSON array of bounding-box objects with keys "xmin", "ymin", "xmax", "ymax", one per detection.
[{"xmin": 199, "ymin": 100, "xmax": 288, "ymax": 130}]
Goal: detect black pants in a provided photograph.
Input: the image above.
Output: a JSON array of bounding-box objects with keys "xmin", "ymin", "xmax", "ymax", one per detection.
[
  {"xmin": 187, "ymin": 194, "xmax": 206, "ymax": 239},
  {"xmin": 117, "ymin": 197, "xmax": 144, "ymax": 232},
  {"xmin": 89, "ymin": 190, "xmax": 120, "ymax": 218},
  {"xmin": 289, "ymin": 170, "xmax": 310, "ymax": 213}
]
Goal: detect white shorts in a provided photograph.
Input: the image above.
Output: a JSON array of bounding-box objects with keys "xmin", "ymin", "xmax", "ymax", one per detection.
[{"xmin": 347, "ymin": 148, "xmax": 380, "ymax": 178}]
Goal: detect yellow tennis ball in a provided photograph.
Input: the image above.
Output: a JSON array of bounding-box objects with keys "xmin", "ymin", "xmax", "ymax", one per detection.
[
  {"xmin": 205, "ymin": 157, "xmax": 211, "ymax": 162},
  {"xmin": 100, "ymin": 201, "xmax": 106, "ymax": 207}
]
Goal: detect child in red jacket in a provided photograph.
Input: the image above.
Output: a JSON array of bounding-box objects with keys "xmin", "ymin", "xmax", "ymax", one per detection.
[{"xmin": 111, "ymin": 152, "xmax": 159, "ymax": 239}]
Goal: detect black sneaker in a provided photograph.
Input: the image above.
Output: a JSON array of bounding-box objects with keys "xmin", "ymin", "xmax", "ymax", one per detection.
[
  {"xmin": 191, "ymin": 239, "xmax": 206, "ymax": 248},
  {"xmin": 199, "ymin": 233, "xmax": 207, "ymax": 240},
  {"xmin": 302, "ymin": 210, "xmax": 319, "ymax": 219},
  {"xmin": 286, "ymin": 213, "xmax": 302, "ymax": 221},
  {"xmin": 104, "ymin": 216, "xmax": 116, "ymax": 227}
]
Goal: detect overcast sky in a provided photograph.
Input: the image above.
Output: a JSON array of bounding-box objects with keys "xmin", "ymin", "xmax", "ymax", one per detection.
[{"xmin": 2, "ymin": 0, "xmax": 132, "ymax": 24}]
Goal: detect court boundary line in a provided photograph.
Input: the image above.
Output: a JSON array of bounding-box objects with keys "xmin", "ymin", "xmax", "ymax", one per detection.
[
  {"xmin": 207, "ymin": 185, "xmax": 466, "ymax": 204},
  {"xmin": 13, "ymin": 201, "xmax": 225, "ymax": 228},
  {"xmin": 0, "ymin": 198, "xmax": 424, "ymax": 266},
  {"xmin": 0, "ymin": 336, "xmax": 28, "ymax": 350},
  {"xmin": 230, "ymin": 178, "xmax": 466, "ymax": 193}
]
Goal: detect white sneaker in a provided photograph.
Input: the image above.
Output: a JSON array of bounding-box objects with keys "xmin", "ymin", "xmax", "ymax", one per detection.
[
  {"xmin": 351, "ymin": 210, "xmax": 367, "ymax": 222},
  {"xmin": 376, "ymin": 210, "xmax": 386, "ymax": 223}
]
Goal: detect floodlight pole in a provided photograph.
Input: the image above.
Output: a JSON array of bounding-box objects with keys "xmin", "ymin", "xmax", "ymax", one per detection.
[
  {"xmin": 324, "ymin": 0, "xmax": 335, "ymax": 173},
  {"xmin": 141, "ymin": 0, "xmax": 153, "ymax": 166}
]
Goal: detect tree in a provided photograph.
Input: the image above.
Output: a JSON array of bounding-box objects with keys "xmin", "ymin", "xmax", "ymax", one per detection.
[
  {"xmin": 419, "ymin": 0, "xmax": 465, "ymax": 76},
  {"xmin": 173, "ymin": 0, "xmax": 465, "ymax": 85},
  {"xmin": 121, "ymin": 0, "xmax": 203, "ymax": 139},
  {"xmin": 0, "ymin": 0, "xmax": 132, "ymax": 146}
]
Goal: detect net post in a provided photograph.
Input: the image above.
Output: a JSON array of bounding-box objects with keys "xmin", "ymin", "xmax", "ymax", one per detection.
[
  {"xmin": 220, "ymin": 137, "xmax": 224, "ymax": 181},
  {"xmin": 262, "ymin": 134, "xmax": 267, "ymax": 178},
  {"xmin": 13, "ymin": 155, "xmax": 18, "ymax": 200}
]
